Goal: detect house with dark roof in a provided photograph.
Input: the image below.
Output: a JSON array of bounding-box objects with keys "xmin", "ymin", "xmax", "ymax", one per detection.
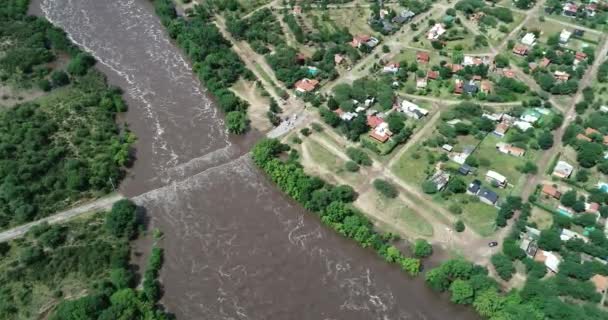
[
  {"xmin": 467, "ymin": 179, "xmax": 481, "ymax": 195},
  {"xmin": 463, "ymin": 82, "xmax": 478, "ymax": 95},
  {"xmin": 459, "ymin": 164, "xmax": 473, "ymax": 176},
  {"xmin": 478, "ymin": 187, "xmax": 499, "ymax": 206}
]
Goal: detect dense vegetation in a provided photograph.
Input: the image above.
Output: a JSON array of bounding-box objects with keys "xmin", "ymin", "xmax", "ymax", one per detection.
[
  {"xmin": 252, "ymin": 138, "xmax": 421, "ymax": 275},
  {"xmin": 0, "ymin": 200, "xmax": 172, "ymax": 319},
  {"xmin": 152, "ymin": 0, "xmax": 250, "ymax": 134},
  {"xmin": 0, "ymin": 1, "xmax": 134, "ymax": 228}
]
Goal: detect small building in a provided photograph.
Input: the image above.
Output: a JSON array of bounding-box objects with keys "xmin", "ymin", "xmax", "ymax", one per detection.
[
  {"xmin": 573, "ymin": 29, "xmax": 585, "ymax": 37},
  {"xmin": 486, "ymin": 170, "xmax": 507, "ymax": 188},
  {"xmin": 560, "ymin": 229, "xmax": 587, "ymax": 242},
  {"xmin": 393, "ymin": 10, "xmax": 415, "ymax": 24},
  {"xmin": 340, "ymin": 111, "xmax": 358, "ymax": 121},
  {"xmin": 577, "ymin": 133, "xmax": 592, "ymax": 142},
  {"xmin": 450, "ymin": 63, "xmax": 464, "ymax": 73},
  {"xmin": 514, "ymin": 120, "xmax": 533, "ymax": 131},
  {"xmin": 480, "ymin": 80, "xmax": 492, "ymax": 94},
  {"xmin": 554, "ymin": 70, "xmax": 570, "ymax": 81},
  {"xmin": 591, "ymin": 274, "xmax": 608, "ymax": 294},
  {"xmin": 350, "ymin": 35, "xmax": 375, "ymax": 48},
  {"xmin": 459, "ymin": 164, "xmax": 473, "ymax": 176},
  {"xmin": 294, "ymin": 78, "xmax": 319, "ymax": 93},
  {"xmin": 442, "ymin": 144, "xmax": 453, "ymax": 152},
  {"xmin": 467, "ymin": 179, "xmax": 481, "ymax": 194},
  {"xmin": 416, "ymin": 77, "xmax": 428, "ymax": 89},
  {"xmin": 369, "ymin": 122, "xmax": 392, "ymax": 143},
  {"xmin": 383, "ymin": 62, "xmax": 400, "ymax": 73},
  {"xmin": 401, "ymin": 100, "xmax": 429, "ymax": 119},
  {"xmin": 334, "ymin": 54, "xmax": 345, "ymax": 65},
  {"xmin": 600, "ymin": 105, "xmax": 608, "ymax": 113},
  {"xmin": 502, "ymin": 69, "xmax": 516, "ymax": 78},
  {"xmin": 559, "ymin": 29, "xmax": 572, "ymax": 44},
  {"xmin": 483, "ymin": 113, "xmax": 504, "ymax": 122},
  {"xmin": 520, "ymin": 109, "xmax": 541, "ymax": 123},
  {"xmin": 552, "ymin": 161, "xmax": 574, "ymax": 179},
  {"xmin": 562, "ymin": 2, "xmax": 578, "ymax": 17},
  {"xmin": 367, "ymin": 115, "xmax": 385, "ymax": 128},
  {"xmin": 427, "ymin": 70, "xmax": 439, "ymax": 80},
  {"xmin": 430, "ymin": 171, "xmax": 451, "ymax": 191},
  {"xmin": 541, "ymin": 184, "xmax": 561, "ymax": 199},
  {"xmin": 575, "ymin": 51, "xmax": 587, "ymax": 62},
  {"xmin": 454, "ymin": 79, "xmax": 464, "ymax": 95},
  {"xmin": 463, "ymin": 81, "xmax": 478, "ymax": 95},
  {"xmin": 427, "ymin": 23, "xmax": 447, "ymax": 40},
  {"xmin": 493, "ymin": 122, "xmax": 509, "ymax": 137},
  {"xmin": 520, "ymin": 239, "xmax": 539, "ymax": 258},
  {"xmin": 521, "ymin": 33, "xmax": 537, "ymax": 46},
  {"xmin": 512, "ymin": 44, "xmax": 529, "ymax": 56},
  {"xmin": 496, "ymin": 142, "xmax": 525, "ymax": 157},
  {"xmin": 539, "ymin": 57, "xmax": 551, "ymax": 68},
  {"xmin": 585, "ymin": 202, "xmax": 600, "ymax": 214},
  {"xmin": 416, "ymin": 51, "xmax": 430, "ymax": 64},
  {"xmin": 293, "ymin": 5, "xmax": 302, "ymax": 15},
  {"xmin": 478, "ymin": 187, "xmax": 499, "ymax": 206},
  {"xmin": 534, "ymin": 250, "xmax": 561, "ymax": 273},
  {"xmin": 585, "ymin": 127, "xmax": 600, "ymax": 136}
]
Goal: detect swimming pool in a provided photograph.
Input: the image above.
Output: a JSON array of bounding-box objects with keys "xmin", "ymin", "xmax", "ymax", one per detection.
[{"xmin": 598, "ymin": 182, "xmax": 608, "ymax": 193}]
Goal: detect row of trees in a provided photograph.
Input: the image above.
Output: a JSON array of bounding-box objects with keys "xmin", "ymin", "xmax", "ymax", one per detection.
[
  {"xmin": 252, "ymin": 138, "xmax": 421, "ymax": 275},
  {"xmin": 153, "ymin": 0, "xmax": 250, "ymax": 134}
]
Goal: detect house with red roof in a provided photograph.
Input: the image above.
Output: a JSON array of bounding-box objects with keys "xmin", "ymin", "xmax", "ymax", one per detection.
[
  {"xmin": 416, "ymin": 51, "xmax": 430, "ymax": 64},
  {"xmin": 294, "ymin": 78, "xmax": 319, "ymax": 93}
]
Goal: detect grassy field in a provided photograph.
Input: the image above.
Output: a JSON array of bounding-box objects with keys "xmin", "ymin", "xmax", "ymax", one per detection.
[
  {"xmin": 529, "ymin": 206, "xmax": 554, "ymax": 230},
  {"xmin": 391, "ymin": 145, "xmax": 436, "ymax": 185},
  {"xmin": 304, "ymin": 138, "xmax": 366, "ymax": 185},
  {"xmin": 461, "ymin": 200, "xmax": 498, "ymax": 236},
  {"xmin": 358, "ymin": 191, "xmax": 434, "ymax": 238},
  {"xmin": 303, "ymin": 7, "xmax": 376, "ymax": 37}
]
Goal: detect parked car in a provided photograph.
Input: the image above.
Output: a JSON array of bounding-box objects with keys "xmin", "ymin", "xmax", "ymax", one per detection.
[{"xmin": 488, "ymin": 241, "xmax": 498, "ymax": 247}]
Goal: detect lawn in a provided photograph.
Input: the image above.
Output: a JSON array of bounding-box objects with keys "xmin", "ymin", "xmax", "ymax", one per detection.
[
  {"xmin": 461, "ymin": 199, "xmax": 498, "ymax": 236},
  {"xmin": 303, "ymin": 7, "xmax": 376, "ymax": 37},
  {"xmin": 358, "ymin": 191, "xmax": 435, "ymax": 238},
  {"xmin": 529, "ymin": 206, "xmax": 554, "ymax": 230},
  {"xmin": 391, "ymin": 145, "xmax": 436, "ymax": 185},
  {"xmin": 236, "ymin": 0, "xmax": 272, "ymax": 14},
  {"xmin": 304, "ymin": 137, "xmax": 365, "ymax": 185}
]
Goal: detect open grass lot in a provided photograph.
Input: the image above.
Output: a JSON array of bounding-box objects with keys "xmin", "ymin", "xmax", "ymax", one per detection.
[
  {"xmin": 524, "ymin": 19, "xmax": 601, "ymax": 46},
  {"xmin": 302, "ymin": 137, "xmax": 366, "ymax": 185},
  {"xmin": 411, "ymin": 24, "xmax": 490, "ymax": 53},
  {"xmin": 461, "ymin": 199, "xmax": 498, "ymax": 236},
  {"xmin": 302, "ymin": 7, "xmax": 376, "ymax": 37},
  {"xmin": 357, "ymin": 190, "xmax": 435, "ymax": 238},
  {"xmin": 529, "ymin": 206, "xmax": 554, "ymax": 230},
  {"xmin": 484, "ymin": 11, "xmax": 526, "ymax": 46},
  {"xmin": 391, "ymin": 144, "xmax": 436, "ymax": 185}
]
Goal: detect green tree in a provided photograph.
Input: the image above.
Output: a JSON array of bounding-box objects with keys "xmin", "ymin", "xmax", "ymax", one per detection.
[
  {"xmin": 455, "ymin": 220, "xmax": 465, "ymax": 232},
  {"xmin": 422, "ymin": 181, "xmax": 438, "ymax": 194},
  {"xmin": 450, "ymin": 279, "xmax": 475, "ymax": 304},
  {"xmin": 105, "ymin": 199, "xmax": 137, "ymax": 239},
  {"xmin": 560, "ymin": 190, "xmax": 577, "ymax": 207},
  {"xmin": 373, "ymin": 179, "xmax": 398, "ymax": 198},
  {"xmin": 538, "ymin": 228, "xmax": 562, "ymax": 251},
  {"xmin": 226, "ymin": 111, "xmax": 249, "ymax": 134},
  {"xmin": 537, "ymin": 131, "xmax": 553, "ymax": 150},
  {"xmin": 413, "ymin": 239, "xmax": 433, "ymax": 258},
  {"xmin": 473, "ymin": 289, "xmax": 504, "ymax": 318},
  {"xmin": 491, "ymin": 253, "xmax": 514, "ymax": 281}
]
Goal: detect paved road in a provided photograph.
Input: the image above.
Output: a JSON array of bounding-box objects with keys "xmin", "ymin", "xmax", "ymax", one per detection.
[{"xmin": 0, "ymin": 194, "xmax": 124, "ymax": 243}]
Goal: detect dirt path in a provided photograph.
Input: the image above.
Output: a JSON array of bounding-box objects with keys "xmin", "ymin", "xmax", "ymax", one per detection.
[
  {"xmin": 387, "ymin": 110, "xmax": 441, "ymax": 168},
  {"xmin": 0, "ymin": 194, "xmax": 124, "ymax": 243}
]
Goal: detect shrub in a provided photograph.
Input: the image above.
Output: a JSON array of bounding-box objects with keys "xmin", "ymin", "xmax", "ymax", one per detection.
[
  {"xmin": 455, "ymin": 220, "xmax": 465, "ymax": 232},
  {"xmin": 373, "ymin": 179, "xmax": 398, "ymax": 198},
  {"xmin": 345, "ymin": 161, "xmax": 360, "ymax": 172},
  {"xmin": 346, "ymin": 147, "xmax": 372, "ymax": 166},
  {"xmin": 413, "ymin": 239, "xmax": 433, "ymax": 258}
]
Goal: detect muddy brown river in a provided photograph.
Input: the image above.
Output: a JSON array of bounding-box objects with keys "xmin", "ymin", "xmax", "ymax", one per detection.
[{"xmin": 31, "ymin": 0, "xmax": 478, "ymax": 319}]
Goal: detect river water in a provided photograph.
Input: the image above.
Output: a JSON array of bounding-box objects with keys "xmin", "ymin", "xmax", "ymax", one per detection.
[{"xmin": 32, "ymin": 0, "xmax": 478, "ymax": 319}]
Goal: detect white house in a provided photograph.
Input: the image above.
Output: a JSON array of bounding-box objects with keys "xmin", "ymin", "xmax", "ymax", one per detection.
[
  {"xmin": 383, "ymin": 62, "xmax": 400, "ymax": 73},
  {"xmin": 427, "ymin": 23, "xmax": 446, "ymax": 40},
  {"xmin": 534, "ymin": 250, "xmax": 561, "ymax": 273},
  {"xmin": 514, "ymin": 120, "xmax": 533, "ymax": 131},
  {"xmin": 559, "ymin": 29, "xmax": 572, "ymax": 44},
  {"xmin": 486, "ymin": 170, "xmax": 507, "ymax": 188},
  {"xmin": 401, "ymin": 100, "xmax": 429, "ymax": 120},
  {"xmin": 340, "ymin": 112, "xmax": 358, "ymax": 121},
  {"xmin": 521, "ymin": 33, "xmax": 537, "ymax": 46},
  {"xmin": 553, "ymin": 161, "xmax": 574, "ymax": 178}
]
